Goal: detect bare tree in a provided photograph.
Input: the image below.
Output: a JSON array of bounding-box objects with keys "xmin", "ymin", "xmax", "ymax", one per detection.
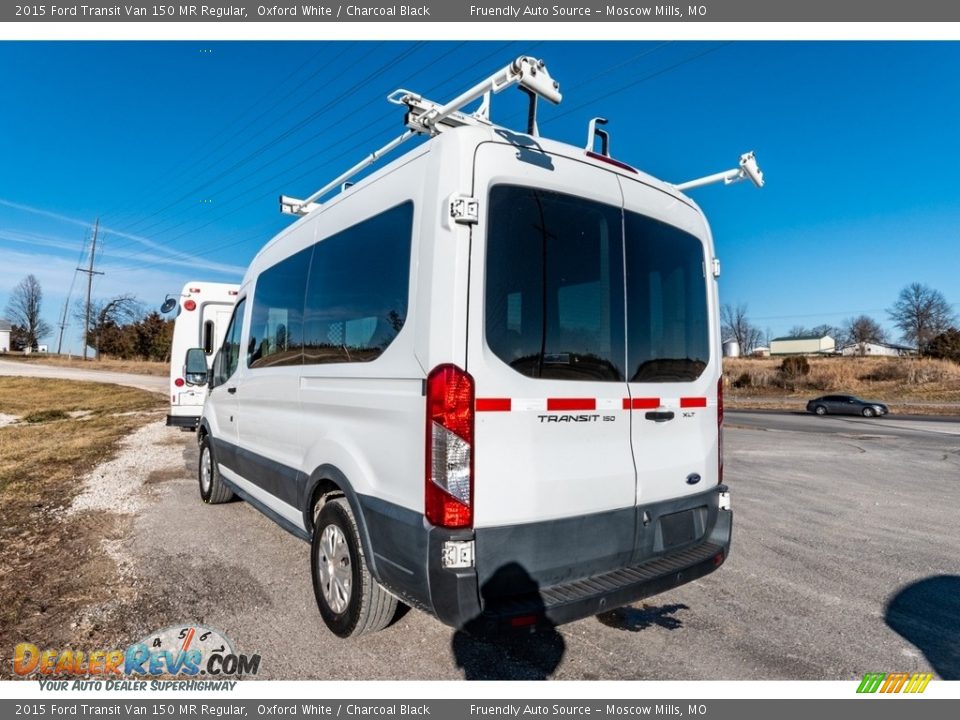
[
  {"xmin": 73, "ymin": 294, "xmax": 143, "ymax": 360},
  {"xmin": 811, "ymin": 323, "xmax": 843, "ymax": 341},
  {"xmin": 721, "ymin": 303, "xmax": 763, "ymax": 354},
  {"xmin": 843, "ymin": 315, "xmax": 887, "ymax": 355},
  {"xmin": 787, "ymin": 325, "xmax": 811, "ymax": 338},
  {"xmin": 4, "ymin": 274, "xmax": 52, "ymax": 351},
  {"xmin": 887, "ymin": 283, "xmax": 956, "ymax": 353}
]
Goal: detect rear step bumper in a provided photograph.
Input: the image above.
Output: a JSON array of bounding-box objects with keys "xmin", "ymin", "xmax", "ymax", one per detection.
[
  {"xmin": 166, "ymin": 414, "xmax": 199, "ymax": 430},
  {"xmin": 485, "ymin": 531, "xmax": 728, "ymax": 629},
  {"xmin": 429, "ymin": 498, "xmax": 732, "ymax": 631}
]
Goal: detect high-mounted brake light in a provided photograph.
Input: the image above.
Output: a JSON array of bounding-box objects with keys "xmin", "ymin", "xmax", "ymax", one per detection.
[
  {"xmin": 425, "ymin": 364, "xmax": 474, "ymax": 529},
  {"xmin": 718, "ymin": 377, "xmax": 724, "ymax": 485},
  {"xmin": 183, "ymin": 299, "xmax": 197, "ymax": 311},
  {"xmin": 585, "ymin": 150, "xmax": 638, "ymax": 174}
]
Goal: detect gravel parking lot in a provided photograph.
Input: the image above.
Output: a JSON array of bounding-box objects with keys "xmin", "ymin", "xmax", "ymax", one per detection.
[{"xmin": 79, "ymin": 412, "xmax": 959, "ymax": 681}]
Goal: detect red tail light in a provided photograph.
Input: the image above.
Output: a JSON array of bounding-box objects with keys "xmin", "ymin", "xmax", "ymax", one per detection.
[
  {"xmin": 425, "ymin": 364, "xmax": 474, "ymax": 528},
  {"xmin": 174, "ymin": 378, "xmax": 185, "ymax": 387},
  {"xmin": 718, "ymin": 377, "xmax": 724, "ymax": 484},
  {"xmin": 183, "ymin": 299, "xmax": 197, "ymax": 311}
]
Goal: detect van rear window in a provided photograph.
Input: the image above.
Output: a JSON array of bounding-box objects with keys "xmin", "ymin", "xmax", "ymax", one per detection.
[{"xmin": 485, "ymin": 185, "xmax": 709, "ymax": 383}]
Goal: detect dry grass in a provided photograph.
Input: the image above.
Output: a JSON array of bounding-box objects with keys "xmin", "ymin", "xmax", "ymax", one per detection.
[
  {"xmin": 724, "ymin": 356, "xmax": 960, "ymax": 413},
  {"xmin": 0, "ymin": 377, "xmax": 165, "ymax": 653},
  {"xmin": 0, "ymin": 353, "xmax": 168, "ymax": 377}
]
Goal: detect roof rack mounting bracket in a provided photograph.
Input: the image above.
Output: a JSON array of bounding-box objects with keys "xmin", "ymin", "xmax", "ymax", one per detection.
[{"xmin": 675, "ymin": 151, "xmax": 765, "ymax": 192}]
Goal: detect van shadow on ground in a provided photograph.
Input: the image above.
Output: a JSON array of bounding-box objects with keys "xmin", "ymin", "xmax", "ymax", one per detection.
[
  {"xmin": 884, "ymin": 575, "xmax": 960, "ymax": 680},
  {"xmin": 451, "ymin": 563, "xmax": 565, "ymax": 680}
]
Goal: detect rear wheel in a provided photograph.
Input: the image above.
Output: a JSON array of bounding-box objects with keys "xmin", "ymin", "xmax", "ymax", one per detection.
[
  {"xmin": 311, "ymin": 497, "xmax": 396, "ymax": 637},
  {"xmin": 198, "ymin": 435, "xmax": 234, "ymax": 504},
  {"xmin": 862, "ymin": 407, "xmax": 875, "ymax": 418},
  {"xmin": 813, "ymin": 405, "xmax": 827, "ymax": 416}
]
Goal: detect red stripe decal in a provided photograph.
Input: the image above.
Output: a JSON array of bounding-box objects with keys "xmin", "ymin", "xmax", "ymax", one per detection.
[
  {"xmin": 476, "ymin": 398, "xmax": 512, "ymax": 412},
  {"xmin": 680, "ymin": 397, "xmax": 707, "ymax": 408},
  {"xmin": 547, "ymin": 398, "xmax": 596, "ymax": 411},
  {"xmin": 632, "ymin": 397, "xmax": 660, "ymax": 410},
  {"xmin": 622, "ymin": 398, "xmax": 632, "ymax": 410}
]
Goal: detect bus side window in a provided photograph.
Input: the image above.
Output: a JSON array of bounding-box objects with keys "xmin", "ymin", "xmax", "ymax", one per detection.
[{"xmin": 203, "ymin": 320, "xmax": 215, "ymax": 355}]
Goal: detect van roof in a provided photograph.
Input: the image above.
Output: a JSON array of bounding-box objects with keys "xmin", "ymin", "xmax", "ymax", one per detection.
[{"xmin": 253, "ymin": 122, "xmax": 698, "ymax": 268}]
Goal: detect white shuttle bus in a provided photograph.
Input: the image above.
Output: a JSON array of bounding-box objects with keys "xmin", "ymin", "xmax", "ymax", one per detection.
[
  {"xmin": 166, "ymin": 281, "xmax": 238, "ymax": 430},
  {"xmin": 190, "ymin": 57, "xmax": 762, "ymax": 637}
]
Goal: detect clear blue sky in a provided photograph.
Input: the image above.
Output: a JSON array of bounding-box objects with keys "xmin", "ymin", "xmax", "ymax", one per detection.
[{"xmin": 1, "ymin": 41, "xmax": 958, "ymax": 353}]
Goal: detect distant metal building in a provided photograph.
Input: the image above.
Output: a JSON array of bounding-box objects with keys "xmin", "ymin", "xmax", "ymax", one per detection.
[
  {"xmin": 722, "ymin": 339, "xmax": 741, "ymax": 357},
  {"xmin": 0, "ymin": 319, "xmax": 10, "ymax": 353},
  {"xmin": 840, "ymin": 341, "xmax": 914, "ymax": 357},
  {"xmin": 769, "ymin": 335, "xmax": 836, "ymax": 356}
]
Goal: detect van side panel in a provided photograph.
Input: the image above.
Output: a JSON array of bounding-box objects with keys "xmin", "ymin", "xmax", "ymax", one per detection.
[{"xmin": 294, "ymin": 155, "xmax": 432, "ymax": 600}]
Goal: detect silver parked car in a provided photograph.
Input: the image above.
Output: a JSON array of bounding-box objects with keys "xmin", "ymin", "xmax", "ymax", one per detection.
[{"xmin": 806, "ymin": 395, "xmax": 889, "ymax": 417}]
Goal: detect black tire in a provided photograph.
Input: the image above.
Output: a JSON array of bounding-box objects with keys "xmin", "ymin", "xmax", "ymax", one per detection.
[
  {"xmin": 814, "ymin": 405, "xmax": 827, "ymax": 416},
  {"xmin": 862, "ymin": 407, "xmax": 875, "ymax": 418},
  {"xmin": 311, "ymin": 497, "xmax": 396, "ymax": 637},
  {"xmin": 198, "ymin": 435, "xmax": 234, "ymax": 504}
]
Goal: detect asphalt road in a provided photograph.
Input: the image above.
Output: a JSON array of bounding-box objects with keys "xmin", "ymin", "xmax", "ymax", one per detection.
[
  {"xmin": 0, "ymin": 359, "xmax": 167, "ymax": 394},
  {"xmin": 117, "ymin": 412, "xmax": 960, "ymax": 680}
]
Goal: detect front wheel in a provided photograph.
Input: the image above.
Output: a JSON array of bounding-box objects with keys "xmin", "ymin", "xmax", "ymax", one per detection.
[
  {"xmin": 814, "ymin": 405, "xmax": 827, "ymax": 416},
  {"xmin": 198, "ymin": 435, "xmax": 234, "ymax": 504},
  {"xmin": 862, "ymin": 407, "xmax": 875, "ymax": 418},
  {"xmin": 311, "ymin": 497, "xmax": 397, "ymax": 637}
]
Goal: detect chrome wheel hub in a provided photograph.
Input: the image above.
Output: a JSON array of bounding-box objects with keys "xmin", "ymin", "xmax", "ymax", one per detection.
[
  {"xmin": 200, "ymin": 447, "xmax": 212, "ymax": 493},
  {"xmin": 318, "ymin": 525, "xmax": 352, "ymax": 614}
]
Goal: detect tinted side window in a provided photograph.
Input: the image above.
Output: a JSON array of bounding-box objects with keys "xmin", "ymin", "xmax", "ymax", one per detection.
[
  {"xmin": 485, "ymin": 186, "xmax": 625, "ymax": 382},
  {"xmin": 248, "ymin": 246, "xmax": 311, "ymax": 369},
  {"xmin": 625, "ymin": 211, "xmax": 709, "ymax": 382},
  {"xmin": 217, "ymin": 298, "xmax": 246, "ymax": 384},
  {"xmin": 303, "ymin": 202, "xmax": 413, "ymax": 365}
]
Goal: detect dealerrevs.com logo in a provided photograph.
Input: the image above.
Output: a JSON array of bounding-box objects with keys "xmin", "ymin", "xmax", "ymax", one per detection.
[
  {"xmin": 857, "ymin": 672, "xmax": 933, "ymax": 694},
  {"xmin": 14, "ymin": 625, "xmax": 261, "ymax": 688}
]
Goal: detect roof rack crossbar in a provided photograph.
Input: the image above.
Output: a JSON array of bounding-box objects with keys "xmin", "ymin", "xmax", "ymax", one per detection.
[{"xmin": 280, "ymin": 56, "xmax": 561, "ymax": 217}]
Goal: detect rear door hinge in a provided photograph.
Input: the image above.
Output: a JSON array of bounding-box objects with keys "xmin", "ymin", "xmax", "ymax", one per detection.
[
  {"xmin": 449, "ymin": 194, "xmax": 479, "ymax": 225},
  {"xmin": 712, "ymin": 258, "xmax": 721, "ymax": 278}
]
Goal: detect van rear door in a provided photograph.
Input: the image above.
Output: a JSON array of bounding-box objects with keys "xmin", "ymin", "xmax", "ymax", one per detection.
[
  {"xmin": 467, "ymin": 143, "xmax": 636, "ymax": 590},
  {"xmin": 620, "ymin": 179, "xmax": 720, "ymax": 505}
]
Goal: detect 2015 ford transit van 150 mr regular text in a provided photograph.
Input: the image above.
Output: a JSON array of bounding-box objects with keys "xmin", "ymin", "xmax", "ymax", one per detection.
[{"xmin": 186, "ymin": 56, "xmax": 762, "ymax": 637}]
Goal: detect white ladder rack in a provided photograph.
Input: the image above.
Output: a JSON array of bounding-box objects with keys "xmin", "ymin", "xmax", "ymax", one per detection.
[{"xmin": 279, "ymin": 56, "xmax": 562, "ymax": 217}]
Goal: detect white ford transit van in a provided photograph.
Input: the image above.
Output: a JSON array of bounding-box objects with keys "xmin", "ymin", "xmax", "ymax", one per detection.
[{"xmin": 194, "ymin": 57, "xmax": 753, "ymax": 637}]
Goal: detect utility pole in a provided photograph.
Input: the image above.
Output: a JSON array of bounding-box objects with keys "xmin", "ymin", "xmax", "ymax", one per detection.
[
  {"xmin": 56, "ymin": 298, "xmax": 69, "ymax": 355},
  {"xmin": 78, "ymin": 218, "xmax": 104, "ymax": 361}
]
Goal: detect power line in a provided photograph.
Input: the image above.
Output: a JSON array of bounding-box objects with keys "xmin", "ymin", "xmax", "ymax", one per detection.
[
  {"xmin": 105, "ymin": 43, "xmax": 522, "ymax": 271},
  {"xmin": 107, "ymin": 43, "xmax": 422, "ymax": 243},
  {"xmin": 100, "ymin": 44, "xmax": 333, "ymax": 230},
  {"xmin": 56, "ymin": 229, "xmax": 90, "ymax": 354}
]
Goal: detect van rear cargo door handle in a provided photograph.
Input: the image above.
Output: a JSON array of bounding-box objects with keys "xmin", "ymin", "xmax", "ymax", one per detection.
[
  {"xmin": 645, "ymin": 410, "xmax": 674, "ymax": 422},
  {"xmin": 227, "ymin": 387, "xmax": 237, "ymax": 395}
]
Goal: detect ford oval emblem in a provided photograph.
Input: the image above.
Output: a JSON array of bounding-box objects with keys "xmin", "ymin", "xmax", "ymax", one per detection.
[{"xmin": 686, "ymin": 473, "xmax": 702, "ymax": 485}]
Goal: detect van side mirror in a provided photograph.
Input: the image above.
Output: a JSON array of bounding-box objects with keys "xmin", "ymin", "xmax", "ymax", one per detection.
[{"xmin": 184, "ymin": 348, "xmax": 209, "ymax": 386}]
